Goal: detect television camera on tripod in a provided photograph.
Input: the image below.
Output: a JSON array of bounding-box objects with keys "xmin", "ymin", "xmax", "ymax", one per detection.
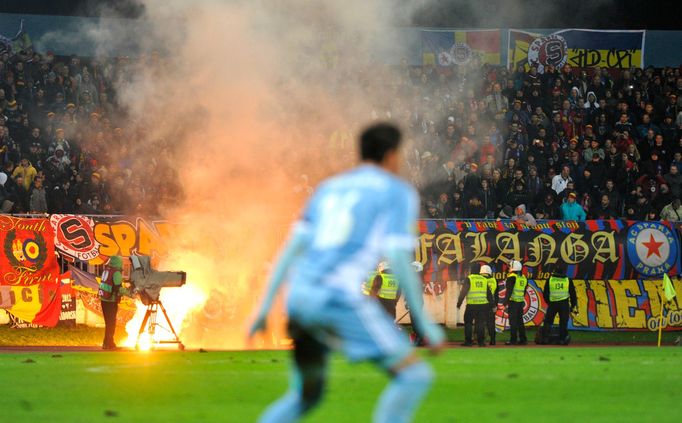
[{"xmin": 128, "ymin": 255, "xmax": 187, "ymax": 350}]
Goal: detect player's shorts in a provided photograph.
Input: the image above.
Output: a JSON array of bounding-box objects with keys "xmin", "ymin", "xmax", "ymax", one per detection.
[{"xmin": 287, "ymin": 289, "xmax": 412, "ymax": 369}]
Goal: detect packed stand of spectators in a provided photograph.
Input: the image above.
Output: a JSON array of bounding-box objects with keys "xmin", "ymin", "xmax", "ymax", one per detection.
[
  {"xmin": 3, "ymin": 42, "xmax": 682, "ymax": 222},
  {"xmin": 0, "ymin": 47, "xmax": 179, "ymax": 215},
  {"xmin": 397, "ymin": 60, "xmax": 682, "ymax": 222}
]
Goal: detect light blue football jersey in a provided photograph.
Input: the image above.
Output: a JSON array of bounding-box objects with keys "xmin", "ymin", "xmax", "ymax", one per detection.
[{"xmin": 288, "ymin": 164, "xmax": 419, "ymax": 302}]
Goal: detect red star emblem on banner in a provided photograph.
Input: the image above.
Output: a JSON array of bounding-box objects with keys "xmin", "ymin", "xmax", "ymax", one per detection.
[{"xmin": 642, "ymin": 233, "xmax": 664, "ymax": 259}]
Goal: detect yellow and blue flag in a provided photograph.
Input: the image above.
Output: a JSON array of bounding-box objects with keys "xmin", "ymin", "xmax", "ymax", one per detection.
[{"xmin": 663, "ymin": 274, "xmax": 677, "ymax": 302}]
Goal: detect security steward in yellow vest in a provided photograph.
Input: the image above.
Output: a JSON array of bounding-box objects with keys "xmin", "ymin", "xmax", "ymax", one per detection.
[
  {"xmin": 504, "ymin": 260, "xmax": 528, "ymax": 345},
  {"xmin": 364, "ymin": 262, "xmax": 400, "ymax": 318},
  {"xmin": 480, "ymin": 265, "xmax": 500, "ymax": 345},
  {"xmin": 456, "ymin": 263, "xmax": 495, "ymax": 347},
  {"xmin": 541, "ymin": 264, "xmax": 577, "ymax": 345}
]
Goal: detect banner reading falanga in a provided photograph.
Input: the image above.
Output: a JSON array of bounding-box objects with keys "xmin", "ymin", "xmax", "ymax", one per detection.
[
  {"xmin": 508, "ymin": 28, "xmax": 645, "ymax": 71},
  {"xmin": 0, "ymin": 216, "xmax": 61, "ymax": 326},
  {"xmin": 417, "ymin": 219, "xmax": 681, "ymax": 282}
]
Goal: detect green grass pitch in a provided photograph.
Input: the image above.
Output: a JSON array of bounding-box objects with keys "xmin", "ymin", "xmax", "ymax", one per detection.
[{"xmin": 1, "ymin": 346, "xmax": 680, "ymax": 422}]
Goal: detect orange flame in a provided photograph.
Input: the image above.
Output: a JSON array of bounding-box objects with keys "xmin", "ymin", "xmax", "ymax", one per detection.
[{"xmin": 123, "ymin": 281, "xmax": 207, "ymax": 350}]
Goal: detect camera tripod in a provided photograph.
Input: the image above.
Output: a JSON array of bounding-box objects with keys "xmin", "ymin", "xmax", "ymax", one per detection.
[{"xmin": 135, "ymin": 300, "xmax": 185, "ymax": 350}]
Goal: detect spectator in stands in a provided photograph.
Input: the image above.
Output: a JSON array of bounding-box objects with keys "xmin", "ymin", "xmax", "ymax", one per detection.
[
  {"xmin": 552, "ymin": 165, "xmax": 572, "ymax": 195},
  {"xmin": 505, "ymin": 180, "xmax": 529, "ymax": 210},
  {"xmin": 44, "ymin": 146, "xmax": 70, "ymax": 183},
  {"xmin": 480, "ymin": 178, "xmax": 497, "ymax": 218},
  {"xmin": 660, "ymin": 198, "xmax": 682, "ymax": 222},
  {"xmin": 560, "ymin": 192, "xmax": 586, "ymax": 221},
  {"xmin": 583, "ymin": 139, "xmax": 605, "ymax": 162},
  {"xmin": 591, "ymin": 194, "xmax": 616, "ymax": 219},
  {"xmin": 665, "ymin": 165, "xmax": 682, "ymax": 199},
  {"xmin": 436, "ymin": 193, "xmax": 456, "ymax": 218},
  {"xmin": 12, "ymin": 158, "xmax": 37, "ymax": 190},
  {"xmin": 653, "ymin": 184, "xmax": 673, "ymax": 212},
  {"xmin": 464, "ymin": 196, "xmax": 486, "ymax": 219},
  {"xmin": 29, "ymin": 176, "xmax": 48, "ymax": 213},
  {"xmin": 0, "ymin": 173, "xmax": 12, "ymax": 213},
  {"xmin": 47, "ymin": 128, "xmax": 71, "ymax": 156},
  {"xmin": 461, "ymin": 163, "xmax": 482, "ymax": 200},
  {"xmin": 49, "ymin": 179, "xmax": 75, "ymax": 214},
  {"xmin": 511, "ymin": 204, "xmax": 536, "ymax": 226},
  {"xmin": 601, "ymin": 179, "xmax": 621, "ymax": 213}
]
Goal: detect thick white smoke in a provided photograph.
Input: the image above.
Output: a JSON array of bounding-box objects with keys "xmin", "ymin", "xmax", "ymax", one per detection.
[{"xmin": 76, "ymin": 0, "xmax": 414, "ymax": 348}]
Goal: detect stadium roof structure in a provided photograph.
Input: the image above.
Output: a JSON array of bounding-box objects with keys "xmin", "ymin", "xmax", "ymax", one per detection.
[{"xmin": 0, "ymin": 0, "xmax": 680, "ymax": 30}]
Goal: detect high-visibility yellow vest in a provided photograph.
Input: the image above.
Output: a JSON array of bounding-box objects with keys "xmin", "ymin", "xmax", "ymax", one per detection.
[
  {"xmin": 363, "ymin": 272, "xmax": 398, "ymax": 300},
  {"xmin": 467, "ymin": 274, "xmax": 489, "ymax": 304},
  {"xmin": 378, "ymin": 273, "xmax": 399, "ymax": 300},
  {"xmin": 510, "ymin": 273, "xmax": 528, "ymax": 302},
  {"xmin": 549, "ymin": 276, "xmax": 570, "ymax": 302}
]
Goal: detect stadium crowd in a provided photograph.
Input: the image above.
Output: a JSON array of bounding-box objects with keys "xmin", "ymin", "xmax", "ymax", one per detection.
[
  {"xmin": 2, "ymin": 41, "xmax": 682, "ymax": 221},
  {"xmin": 398, "ymin": 61, "xmax": 682, "ymax": 222},
  {"xmin": 0, "ymin": 46, "xmax": 179, "ymax": 216}
]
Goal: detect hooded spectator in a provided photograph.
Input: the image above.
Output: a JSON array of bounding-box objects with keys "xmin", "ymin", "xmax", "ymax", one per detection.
[
  {"xmin": 511, "ymin": 204, "xmax": 537, "ymax": 226},
  {"xmin": 45, "ymin": 144, "xmax": 71, "ymax": 177},
  {"xmin": 584, "ymin": 91, "xmax": 600, "ymax": 110}
]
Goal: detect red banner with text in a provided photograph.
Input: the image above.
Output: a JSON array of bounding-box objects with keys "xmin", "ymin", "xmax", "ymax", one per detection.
[{"xmin": 0, "ymin": 216, "xmax": 61, "ymax": 326}]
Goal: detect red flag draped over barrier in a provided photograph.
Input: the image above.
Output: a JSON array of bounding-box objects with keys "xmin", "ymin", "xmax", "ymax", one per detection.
[{"xmin": 0, "ymin": 216, "xmax": 61, "ymax": 326}]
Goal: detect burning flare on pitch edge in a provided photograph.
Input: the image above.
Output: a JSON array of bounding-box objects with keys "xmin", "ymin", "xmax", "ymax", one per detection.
[
  {"xmin": 122, "ymin": 251, "xmax": 290, "ymax": 350},
  {"xmin": 123, "ymin": 284, "xmax": 207, "ymax": 351}
]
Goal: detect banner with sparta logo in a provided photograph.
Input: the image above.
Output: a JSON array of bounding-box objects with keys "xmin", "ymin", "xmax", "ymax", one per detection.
[
  {"xmin": 489, "ymin": 277, "xmax": 682, "ymax": 332},
  {"xmin": 50, "ymin": 215, "xmax": 171, "ymax": 263},
  {"xmin": 508, "ymin": 29, "xmax": 645, "ymax": 72},
  {"xmin": 416, "ymin": 220, "xmax": 681, "ymax": 283},
  {"xmin": 0, "ymin": 216, "xmax": 61, "ymax": 326},
  {"xmin": 421, "ymin": 29, "xmax": 501, "ymax": 66}
]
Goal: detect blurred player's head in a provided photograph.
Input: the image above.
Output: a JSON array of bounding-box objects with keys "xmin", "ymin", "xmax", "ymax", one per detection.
[{"xmin": 360, "ymin": 122, "xmax": 402, "ymax": 174}]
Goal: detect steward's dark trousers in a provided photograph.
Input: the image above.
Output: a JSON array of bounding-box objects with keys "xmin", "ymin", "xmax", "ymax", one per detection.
[
  {"xmin": 542, "ymin": 299, "xmax": 570, "ymax": 341},
  {"xmin": 487, "ymin": 306, "xmax": 497, "ymax": 342},
  {"xmin": 464, "ymin": 304, "xmax": 488, "ymax": 345},
  {"xmin": 378, "ymin": 297, "xmax": 397, "ymax": 319},
  {"xmin": 508, "ymin": 301, "xmax": 527, "ymax": 343},
  {"xmin": 101, "ymin": 300, "xmax": 118, "ymax": 348}
]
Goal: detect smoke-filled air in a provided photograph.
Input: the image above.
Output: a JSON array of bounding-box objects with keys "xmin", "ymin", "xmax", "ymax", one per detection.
[{"xmin": 66, "ymin": 0, "xmax": 415, "ymax": 349}]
